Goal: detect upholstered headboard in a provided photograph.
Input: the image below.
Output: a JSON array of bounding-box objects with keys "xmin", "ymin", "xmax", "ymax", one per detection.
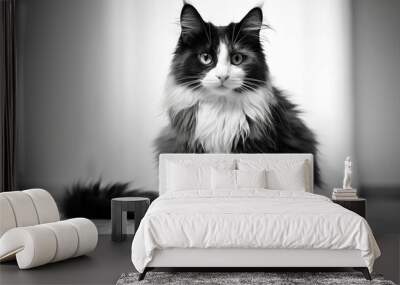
[{"xmin": 158, "ymin": 153, "xmax": 314, "ymax": 194}]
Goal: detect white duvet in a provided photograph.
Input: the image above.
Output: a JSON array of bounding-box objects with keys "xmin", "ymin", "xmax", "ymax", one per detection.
[{"xmin": 131, "ymin": 190, "xmax": 380, "ymax": 273}]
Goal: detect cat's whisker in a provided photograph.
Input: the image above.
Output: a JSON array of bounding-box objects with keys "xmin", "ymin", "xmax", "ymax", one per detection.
[
  {"xmin": 233, "ymin": 24, "xmax": 244, "ymax": 45},
  {"xmin": 235, "ymin": 32, "xmax": 268, "ymax": 47},
  {"xmin": 178, "ymin": 77, "xmax": 201, "ymax": 81},
  {"xmin": 182, "ymin": 79, "xmax": 200, "ymax": 83},
  {"xmin": 240, "ymin": 82, "xmax": 259, "ymax": 92},
  {"xmin": 233, "ymin": 23, "xmax": 269, "ymax": 46},
  {"xmin": 177, "ymin": 75, "xmax": 202, "ymax": 79},
  {"xmin": 231, "ymin": 24, "xmax": 236, "ymax": 45},
  {"xmin": 178, "ymin": 78, "xmax": 201, "ymax": 82},
  {"xmin": 241, "ymin": 86, "xmax": 256, "ymax": 93},
  {"xmin": 238, "ymin": 86, "xmax": 254, "ymax": 93},
  {"xmin": 207, "ymin": 23, "xmax": 212, "ymax": 44},
  {"xmin": 238, "ymin": 84, "xmax": 252, "ymax": 92},
  {"xmin": 180, "ymin": 83, "xmax": 201, "ymax": 88},
  {"xmin": 178, "ymin": 80, "xmax": 202, "ymax": 89},
  {"xmin": 235, "ymin": 34, "xmax": 249, "ymax": 46},
  {"xmin": 245, "ymin": 78, "xmax": 266, "ymax": 82},
  {"xmin": 245, "ymin": 78, "xmax": 268, "ymax": 85}
]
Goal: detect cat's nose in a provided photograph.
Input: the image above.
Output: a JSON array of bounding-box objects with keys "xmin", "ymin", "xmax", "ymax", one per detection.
[{"xmin": 216, "ymin": 75, "xmax": 229, "ymax": 82}]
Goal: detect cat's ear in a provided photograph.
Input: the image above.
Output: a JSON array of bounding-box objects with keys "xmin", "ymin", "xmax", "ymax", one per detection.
[
  {"xmin": 180, "ymin": 4, "xmax": 205, "ymax": 42},
  {"xmin": 239, "ymin": 7, "xmax": 263, "ymax": 33}
]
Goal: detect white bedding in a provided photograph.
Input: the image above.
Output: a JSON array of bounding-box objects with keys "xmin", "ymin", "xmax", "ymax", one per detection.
[{"xmin": 131, "ymin": 190, "xmax": 380, "ymax": 273}]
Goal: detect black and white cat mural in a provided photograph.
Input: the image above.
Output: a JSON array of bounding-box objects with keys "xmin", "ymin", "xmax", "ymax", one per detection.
[{"xmin": 155, "ymin": 4, "xmax": 321, "ymax": 186}]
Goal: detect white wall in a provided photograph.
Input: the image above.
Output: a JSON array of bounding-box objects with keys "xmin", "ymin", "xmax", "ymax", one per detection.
[{"xmin": 17, "ymin": 0, "xmax": 354, "ymax": 199}]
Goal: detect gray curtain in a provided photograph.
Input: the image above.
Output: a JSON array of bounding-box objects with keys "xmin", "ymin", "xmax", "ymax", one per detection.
[{"xmin": 0, "ymin": 0, "xmax": 17, "ymax": 192}]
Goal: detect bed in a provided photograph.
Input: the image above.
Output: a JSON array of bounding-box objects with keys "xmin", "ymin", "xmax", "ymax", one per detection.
[{"xmin": 131, "ymin": 154, "xmax": 380, "ymax": 280}]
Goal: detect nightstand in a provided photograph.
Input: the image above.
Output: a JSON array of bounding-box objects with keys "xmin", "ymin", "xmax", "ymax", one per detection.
[
  {"xmin": 111, "ymin": 197, "xmax": 150, "ymax": 242},
  {"xmin": 332, "ymin": 198, "xmax": 366, "ymax": 218}
]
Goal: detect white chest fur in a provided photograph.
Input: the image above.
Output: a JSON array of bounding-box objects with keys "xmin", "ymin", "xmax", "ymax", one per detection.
[
  {"xmin": 194, "ymin": 99, "xmax": 250, "ymax": 152},
  {"xmin": 194, "ymin": 89, "xmax": 273, "ymax": 153}
]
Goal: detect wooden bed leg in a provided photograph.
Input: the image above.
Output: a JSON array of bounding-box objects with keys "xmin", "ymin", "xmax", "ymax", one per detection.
[
  {"xmin": 354, "ymin": 267, "xmax": 372, "ymax": 280},
  {"xmin": 138, "ymin": 268, "xmax": 147, "ymax": 281}
]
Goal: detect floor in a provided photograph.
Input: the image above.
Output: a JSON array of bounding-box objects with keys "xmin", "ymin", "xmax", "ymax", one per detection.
[
  {"xmin": 0, "ymin": 235, "xmax": 133, "ymax": 285},
  {"xmin": 375, "ymin": 234, "xmax": 400, "ymax": 283},
  {"xmin": 1, "ymin": 234, "xmax": 399, "ymax": 285}
]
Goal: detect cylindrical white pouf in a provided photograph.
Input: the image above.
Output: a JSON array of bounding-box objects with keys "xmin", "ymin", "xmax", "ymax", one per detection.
[
  {"xmin": 0, "ymin": 218, "xmax": 98, "ymax": 269},
  {"xmin": 0, "ymin": 196, "xmax": 17, "ymax": 237},
  {"xmin": 0, "ymin": 226, "xmax": 57, "ymax": 269},
  {"xmin": 42, "ymin": 221, "xmax": 79, "ymax": 262},
  {"xmin": 66, "ymin": 218, "xmax": 98, "ymax": 257},
  {"xmin": 23, "ymin": 189, "xmax": 60, "ymax": 224},
  {"xmin": 0, "ymin": 191, "xmax": 39, "ymax": 227}
]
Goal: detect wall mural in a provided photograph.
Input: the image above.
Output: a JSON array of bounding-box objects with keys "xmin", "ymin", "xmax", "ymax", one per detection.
[
  {"xmin": 18, "ymin": 1, "xmax": 399, "ymax": 237},
  {"xmin": 32, "ymin": 1, "xmax": 345, "ymax": 219},
  {"xmin": 155, "ymin": 4, "xmax": 321, "ymax": 185}
]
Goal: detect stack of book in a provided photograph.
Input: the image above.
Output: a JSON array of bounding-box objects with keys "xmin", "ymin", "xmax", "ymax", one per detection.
[{"xmin": 332, "ymin": 188, "xmax": 358, "ymax": 200}]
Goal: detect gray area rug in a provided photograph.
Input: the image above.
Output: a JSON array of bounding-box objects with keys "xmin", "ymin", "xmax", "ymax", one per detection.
[{"xmin": 116, "ymin": 272, "xmax": 396, "ymax": 285}]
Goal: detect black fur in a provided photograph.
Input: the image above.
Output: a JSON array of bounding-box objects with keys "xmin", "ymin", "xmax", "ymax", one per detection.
[
  {"xmin": 62, "ymin": 180, "xmax": 158, "ymax": 219},
  {"xmin": 155, "ymin": 4, "xmax": 321, "ymax": 186}
]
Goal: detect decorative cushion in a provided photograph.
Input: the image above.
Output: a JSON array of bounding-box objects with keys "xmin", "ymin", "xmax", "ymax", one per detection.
[
  {"xmin": 211, "ymin": 169, "xmax": 268, "ymax": 190},
  {"xmin": 236, "ymin": 169, "xmax": 268, "ymax": 189},
  {"xmin": 237, "ymin": 159, "xmax": 308, "ymax": 191},
  {"xmin": 211, "ymin": 168, "xmax": 236, "ymax": 190}
]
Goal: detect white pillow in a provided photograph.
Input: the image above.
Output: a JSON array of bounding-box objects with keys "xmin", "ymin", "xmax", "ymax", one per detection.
[
  {"xmin": 167, "ymin": 163, "xmax": 210, "ymax": 191},
  {"xmin": 211, "ymin": 168, "xmax": 236, "ymax": 190},
  {"xmin": 236, "ymin": 169, "xmax": 268, "ymax": 189},
  {"xmin": 166, "ymin": 159, "xmax": 235, "ymax": 192},
  {"xmin": 237, "ymin": 159, "xmax": 308, "ymax": 191},
  {"xmin": 211, "ymin": 168, "xmax": 268, "ymax": 190}
]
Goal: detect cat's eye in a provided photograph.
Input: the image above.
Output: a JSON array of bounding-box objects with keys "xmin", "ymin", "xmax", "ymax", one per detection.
[
  {"xmin": 231, "ymin": 53, "xmax": 244, "ymax": 65},
  {"xmin": 199, "ymin": 53, "xmax": 213, "ymax": 65}
]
